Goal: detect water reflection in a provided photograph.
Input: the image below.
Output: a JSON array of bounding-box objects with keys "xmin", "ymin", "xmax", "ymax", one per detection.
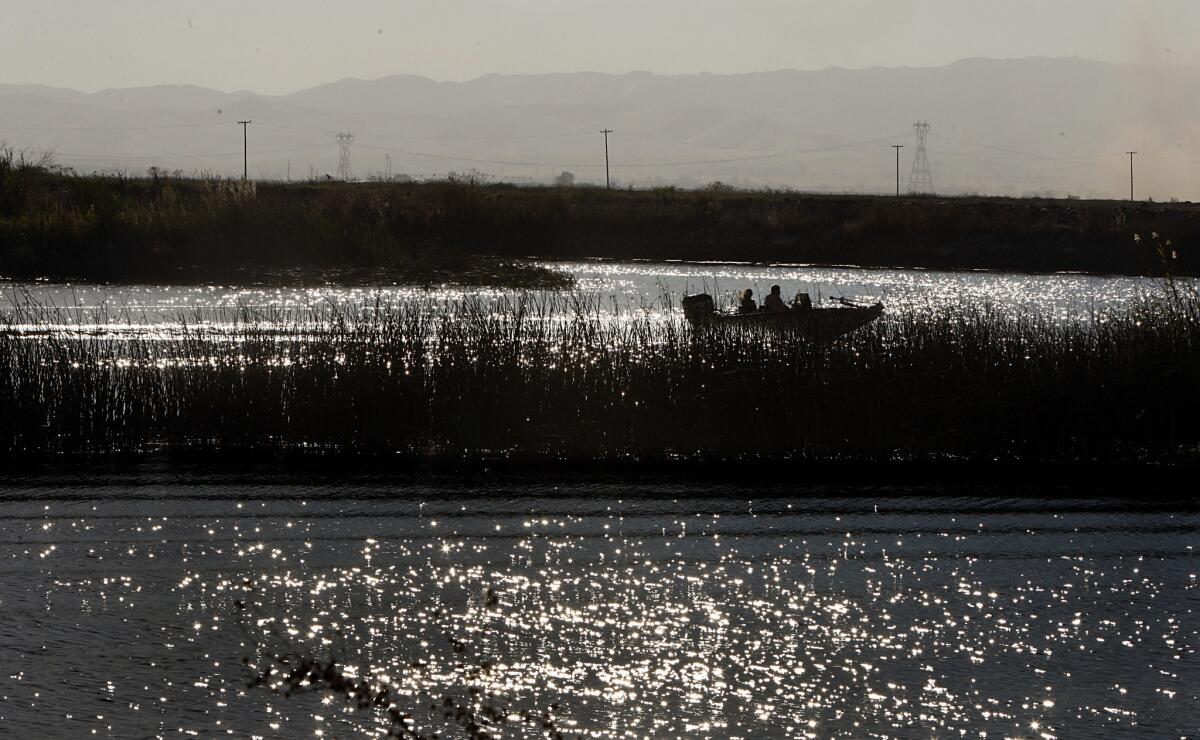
[
  {"xmin": 1, "ymin": 480, "xmax": 1195, "ymax": 738},
  {"xmin": 2, "ymin": 260, "xmax": 1184, "ymax": 339},
  {"xmin": 566, "ymin": 260, "xmax": 1178, "ymax": 322}
]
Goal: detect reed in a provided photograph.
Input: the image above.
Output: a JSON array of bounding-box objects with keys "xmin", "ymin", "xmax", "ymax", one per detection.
[{"xmin": 2, "ymin": 286, "xmax": 1198, "ymax": 464}]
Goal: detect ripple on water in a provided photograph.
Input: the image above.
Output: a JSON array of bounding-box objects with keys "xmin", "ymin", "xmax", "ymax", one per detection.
[
  {"xmin": 3, "ymin": 260, "xmax": 1184, "ymax": 339},
  {"xmin": 0, "ymin": 483, "xmax": 1196, "ymax": 738}
]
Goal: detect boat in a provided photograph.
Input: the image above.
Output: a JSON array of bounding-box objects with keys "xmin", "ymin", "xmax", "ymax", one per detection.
[{"xmin": 681, "ymin": 293, "xmax": 884, "ymax": 339}]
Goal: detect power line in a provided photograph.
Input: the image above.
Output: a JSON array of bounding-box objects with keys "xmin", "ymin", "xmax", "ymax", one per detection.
[
  {"xmin": 352, "ymin": 132, "xmax": 912, "ymax": 169},
  {"xmin": 20, "ymin": 143, "xmax": 331, "ymax": 161},
  {"xmin": 17, "ymin": 116, "xmax": 1196, "ymax": 199},
  {"xmin": 927, "ymin": 131, "xmax": 1114, "ymax": 165},
  {"xmin": 1138, "ymin": 151, "xmax": 1200, "ymax": 166},
  {"xmin": 932, "ymin": 150, "xmax": 1107, "ymax": 168},
  {"xmin": 11, "ymin": 126, "xmax": 912, "ymax": 171},
  {"xmin": 637, "ymin": 133, "xmax": 914, "ymax": 164},
  {"xmin": 345, "ymin": 129, "xmax": 595, "ymax": 142},
  {"xmin": 0, "ymin": 120, "xmax": 236, "ymax": 132}
]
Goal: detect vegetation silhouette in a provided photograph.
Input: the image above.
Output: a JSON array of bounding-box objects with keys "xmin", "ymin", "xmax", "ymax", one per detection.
[
  {"xmin": 2, "ymin": 285, "xmax": 1198, "ymax": 464},
  {"xmin": 3, "ymin": 148, "xmax": 1198, "ymax": 283},
  {"xmin": 237, "ymin": 581, "xmax": 566, "ymax": 738}
]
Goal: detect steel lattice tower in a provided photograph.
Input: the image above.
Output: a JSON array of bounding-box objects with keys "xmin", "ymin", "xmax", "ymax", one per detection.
[
  {"xmin": 336, "ymin": 132, "xmax": 355, "ymax": 180},
  {"xmin": 907, "ymin": 121, "xmax": 934, "ymax": 194}
]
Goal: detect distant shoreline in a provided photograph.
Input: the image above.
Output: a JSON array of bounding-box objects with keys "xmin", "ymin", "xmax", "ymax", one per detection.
[
  {"xmin": 2, "ymin": 155, "xmax": 1197, "ymax": 284},
  {"xmin": 2, "ymin": 455, "xmax": 1198, "ymax": 492}
]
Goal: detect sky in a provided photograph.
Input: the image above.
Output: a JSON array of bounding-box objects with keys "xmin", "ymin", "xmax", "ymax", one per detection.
[{"xmin": 2, "ymin": 0, "xmax": 1199, "ymax": 94}]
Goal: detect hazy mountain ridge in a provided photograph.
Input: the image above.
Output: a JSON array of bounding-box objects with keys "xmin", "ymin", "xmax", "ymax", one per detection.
[{"xmin": 2, "ymin": 58, "xmax": 1198, "ymax": 199}]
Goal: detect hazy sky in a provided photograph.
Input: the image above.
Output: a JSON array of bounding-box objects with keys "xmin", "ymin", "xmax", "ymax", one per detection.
[{"xmin": 3, "ymin": 0, "xmax": 1198, "ymax": 93}]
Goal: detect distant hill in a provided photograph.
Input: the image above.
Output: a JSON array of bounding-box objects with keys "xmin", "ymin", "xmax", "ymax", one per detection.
[{"xmin": 2, "ymin": 57, "xmax": 1198, "ymax": 200}]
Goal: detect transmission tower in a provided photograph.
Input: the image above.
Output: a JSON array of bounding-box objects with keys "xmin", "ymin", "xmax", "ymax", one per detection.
[
  {"xmin": 908, "ymin": 121, "xmax": 934, "ymax": 194},
  {"xmin": 336, "ymin": 132, "xmax": 355, "ymax": 180}
]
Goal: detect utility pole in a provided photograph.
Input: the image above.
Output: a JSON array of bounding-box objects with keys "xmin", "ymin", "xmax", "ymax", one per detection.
[
  {"xmin": 237, "ymin": 120, "xmax": 252, "ymax": 180},
  {"xmin": 891, "ymin": 145, "xmax": 904, "ymax": 196},
  {"xmin": 601, "ymin": 128, "xmax": 612, "ymax": 188},
  {"xmin": 1126, "ymin": 151, "xmax": 1137, "ymax": 201}
]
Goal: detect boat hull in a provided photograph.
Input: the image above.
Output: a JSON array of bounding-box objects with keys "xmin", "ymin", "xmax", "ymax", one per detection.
[{"xmin": 683, "ymin": 294, "xmax": 884, "ymax": 339}]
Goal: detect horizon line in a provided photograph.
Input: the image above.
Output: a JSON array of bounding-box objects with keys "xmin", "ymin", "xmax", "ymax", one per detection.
[{"xmin": 1, "ymin": 55, "xmax": 1193, "ymax": 99}]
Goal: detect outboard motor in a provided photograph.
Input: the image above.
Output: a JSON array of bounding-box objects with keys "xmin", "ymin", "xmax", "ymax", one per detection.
[{"xmin": 681, "ymin": 293, "xmax": 715, "ymax": 324}]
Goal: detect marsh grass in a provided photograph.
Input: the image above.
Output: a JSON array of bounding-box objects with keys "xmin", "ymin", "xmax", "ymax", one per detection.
[
  {"xmin": 3, "ymin": 285, "xmax": 1198, "ymax": 463},
  {"xmin": 3, "ymin": 149, "xmax": 1198, "ymax": 281},
  {"xmin": 0, "ymin": 148, "xmax": 571, "ymax": 287}
]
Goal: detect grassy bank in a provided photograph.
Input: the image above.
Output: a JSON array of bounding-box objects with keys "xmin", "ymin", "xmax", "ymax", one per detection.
[
  {"xmin": 0, "ymin": 150, "xmax": 570, "ymax": 287},
  {"xmin": 3, "ymin": 289, "xmax": 1198, "ymax": 464},
  {"xmin": 2, "ymin": 150, "xmax": 1198, "ymax": 282}
]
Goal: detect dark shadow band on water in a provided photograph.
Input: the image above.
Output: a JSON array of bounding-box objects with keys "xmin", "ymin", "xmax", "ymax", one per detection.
[{"xmin": 1, "ymin": 455, "xmax": 1197, "ymax": 500}]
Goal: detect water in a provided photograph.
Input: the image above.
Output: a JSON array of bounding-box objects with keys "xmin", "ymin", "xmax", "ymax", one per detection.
[
  {"xmin": 1, "ymin": 260, "xmax": 1180, "ymax": 337},
  {"xmin": 2, "ymin": 261, "xmax": 1196, "ymax": 737},
  {"xmin": 567, "ymin": 260, "xmax": 1171, "ymax": 322},
  {"xmin": 1, "ymin": 477, "xmax": 1196, "ymax": 738}
]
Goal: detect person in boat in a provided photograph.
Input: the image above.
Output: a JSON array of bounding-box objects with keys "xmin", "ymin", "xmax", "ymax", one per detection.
[
  {"xmin": 738, "ymin": 289, "xmax": 757, "ymax": 314},
  {"xmin": 791, "ymin": 291, "xmax": 813, "ymax": 310},
  {"xmin": 763, "ymin": 285, "xmax": 787, "ymax": 312}
]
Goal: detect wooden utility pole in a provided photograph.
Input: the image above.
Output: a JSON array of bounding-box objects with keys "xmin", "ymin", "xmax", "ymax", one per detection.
[
  {"xmin": 601, "ymin": 128, "xmax": 612, "ymax": 188},
  {"xmin": 1126, "ymin": 151, "xmax": 1137, "ymax": 201},
  {"xmin": 238, "ymin": 120, "xmax": 252, "ymax": 180},
  {"xmin": 891, "ymin": 145, "xmax": 904, "ymax": 196}
]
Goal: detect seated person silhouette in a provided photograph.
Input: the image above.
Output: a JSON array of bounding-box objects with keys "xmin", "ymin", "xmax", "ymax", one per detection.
[
  {"xmin": 763, "ymin": 285, "xmax": 787, "ymax": 312},
  {"xmin": 738, "ymin": 289, "xmax": 757, "ymax": 314}
]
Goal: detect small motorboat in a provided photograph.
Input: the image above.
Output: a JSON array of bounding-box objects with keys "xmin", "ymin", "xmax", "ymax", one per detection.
[{"xmin": 682, "ymin": 293, "xmax": 884, "ymax": 339}]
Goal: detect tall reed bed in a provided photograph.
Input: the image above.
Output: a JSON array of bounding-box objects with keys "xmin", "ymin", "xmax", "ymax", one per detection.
[{"xmin": 2, "ymin": 289, "xmax": 1198, "ymax": 462}]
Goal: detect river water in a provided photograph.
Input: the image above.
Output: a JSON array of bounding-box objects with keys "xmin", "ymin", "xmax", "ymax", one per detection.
[
  {"xmin": 0, "ymin": 476, "xmax": 1196, "ymax": 738},
  {"xmin": 2, "ymin": 261, "xmax": 1197, "ymax": 738},
  {"xmin": 1, "ymin": 260, "xmax": 1181, "ymax": 335}
]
